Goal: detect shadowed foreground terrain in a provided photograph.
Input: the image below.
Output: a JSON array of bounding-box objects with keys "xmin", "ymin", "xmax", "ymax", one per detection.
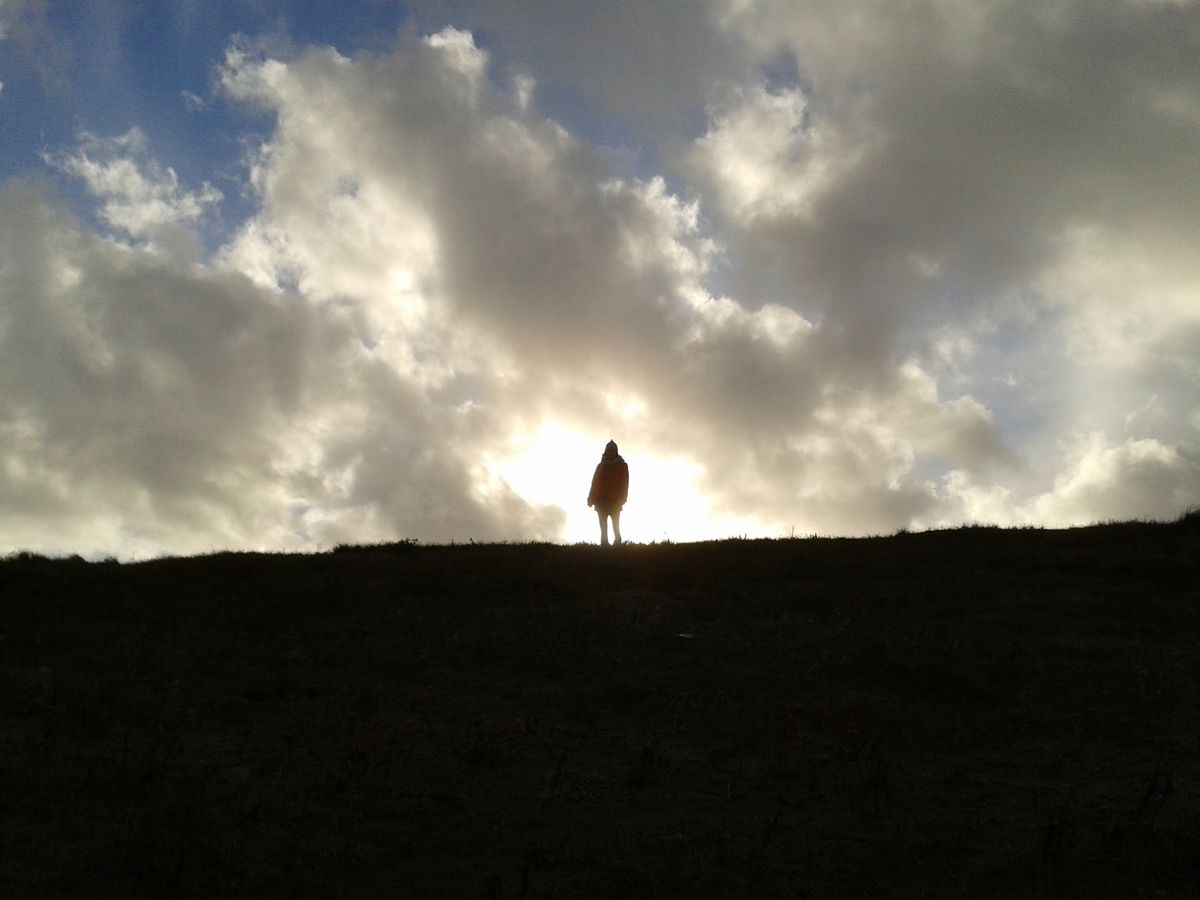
[{"xmin": 2, "ymin": 520, "xmax": 1198, "ymax": 898}]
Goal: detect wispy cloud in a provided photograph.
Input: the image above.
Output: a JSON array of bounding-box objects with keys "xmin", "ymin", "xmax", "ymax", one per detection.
[{"xmin": 44, "ymin": 129, "xmax": 222, "ymax": 242}]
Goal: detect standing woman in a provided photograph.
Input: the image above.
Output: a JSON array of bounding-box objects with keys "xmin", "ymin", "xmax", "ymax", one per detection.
[{"xmin": 587, "ymin": 440, "xmax": 629, "ymax": 546}]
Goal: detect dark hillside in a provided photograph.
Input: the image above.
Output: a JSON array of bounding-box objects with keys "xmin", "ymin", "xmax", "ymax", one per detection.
[{"xmin": 2, "ymin": 521, "xmax": 1198, "ymax": 897}]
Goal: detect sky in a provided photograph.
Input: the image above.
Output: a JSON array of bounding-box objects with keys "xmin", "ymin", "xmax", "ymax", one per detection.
[{"xmin": 2, "ymin": 0, "xmax": 1199, "ymax": 558}]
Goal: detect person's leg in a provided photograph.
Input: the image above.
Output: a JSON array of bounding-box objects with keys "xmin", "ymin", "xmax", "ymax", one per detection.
[
  {"xmin": 611, "ymin": 509, "xmax": 622, "ymax": 545},
  {"xmin": 597, "ymin": 509, "xmax": 609, "ymax": 546}
]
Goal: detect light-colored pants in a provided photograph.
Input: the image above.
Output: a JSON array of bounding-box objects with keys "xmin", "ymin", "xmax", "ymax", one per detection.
[{"xmin": 596, "ymin": 507, "xmax": 622, "ymax": 546}]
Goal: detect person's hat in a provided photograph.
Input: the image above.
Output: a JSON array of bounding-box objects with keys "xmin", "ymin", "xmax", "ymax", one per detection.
[{"xmin": 604, "ymin": 439, "xmax": 618, "ymax": 455}]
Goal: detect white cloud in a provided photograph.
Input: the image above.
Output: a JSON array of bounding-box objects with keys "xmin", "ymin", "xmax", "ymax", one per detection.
[
  {"xmin": 689, "ymin": 84, "xmax": 857, "ymax": 225},
  {"xmin": 44, "ymin": 128, "xmax": 222, "ymax": 244},
  {"xmin": 0, "ymin": 181, "xmax": 317, "ymax": 556},
  {"xmin": 209, "ymin": 26, "xmax": 1020, "ymax": 543},
  {"xmin": 1026, "ymin": 434, "xmax": 1200, "ymax": 526},
  {"xmin": 0, "ymin": 179, "xmax": 565, "ymax": 557},
  {"xmin": 3, "ymin": 4, "xmax": 1200, "ymax": 556}
]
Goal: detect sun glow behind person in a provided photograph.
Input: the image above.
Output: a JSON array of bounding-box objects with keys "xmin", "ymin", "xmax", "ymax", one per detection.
[{"xmin": 493, "ymin": 421, "xmax": 774, "ymax": 544}]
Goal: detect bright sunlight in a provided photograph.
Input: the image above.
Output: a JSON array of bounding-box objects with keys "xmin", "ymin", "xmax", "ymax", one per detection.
[{"xmin": 491, "ymin": 421, "xmax": 774, "ymax": 544}]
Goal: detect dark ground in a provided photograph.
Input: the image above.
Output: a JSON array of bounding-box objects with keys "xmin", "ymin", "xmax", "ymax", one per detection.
[{"xmin": 1, "ymin": 518, "xmax": 1198, "ymax": 898}]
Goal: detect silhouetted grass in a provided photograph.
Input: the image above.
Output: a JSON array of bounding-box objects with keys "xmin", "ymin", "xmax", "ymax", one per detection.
[{"xmin": 1, "ymin": 522, "xmax": 1197, "ymax": 897}]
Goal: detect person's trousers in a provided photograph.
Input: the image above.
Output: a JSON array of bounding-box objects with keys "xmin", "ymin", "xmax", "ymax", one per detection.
[{"xmin": 595, "ymin": 505, "xmax": 622, "ymax": 546}]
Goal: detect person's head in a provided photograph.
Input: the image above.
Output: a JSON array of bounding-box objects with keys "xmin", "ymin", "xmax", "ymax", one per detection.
[{"xmin": 603, "ymin": 439, "xmax": 619, "ymax": 458}]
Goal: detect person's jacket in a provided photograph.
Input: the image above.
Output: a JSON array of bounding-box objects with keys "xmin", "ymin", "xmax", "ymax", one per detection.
[{"xmin": 588, "ymin": 454, "xmax": 629, "ymax": 508}]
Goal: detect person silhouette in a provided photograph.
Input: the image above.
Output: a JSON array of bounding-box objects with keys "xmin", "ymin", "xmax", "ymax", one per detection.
[{"xmin": 587, "ymin": 439, "xmax": 629, "ymax": 547}]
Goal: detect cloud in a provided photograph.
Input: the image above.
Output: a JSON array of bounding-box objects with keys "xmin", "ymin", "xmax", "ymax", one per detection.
[
  {"xmin": 689, "ymin": 84, "xmax": 850, "ymax": 226},
  {"xmin": 2, "ymin": 5, "xmax": 1199, "ymax": 556},
  {"xmin": 0, "ymin": 0, "xmax": 74, "ymax": 96},
  {"xmin": 214, "ymin": 27, "xmax": 1025, "ymax": 536},
  {"xmin": 703, "ymin": 1, "xmax": 1200, "ymax": 307},
  {"xmin": 43, "ymin": 128, "xmax": 223, "ymax": 244},
  {"xmin": 421, "ymin": 0, "xmax": 756, "ymax": 137},
  {"xmin": 0, "ymin": 175, "xmax": 563, "ymax": 557},
  {"xmin": 688, "ymin": 0, "xmax": 1200, "ymax": 513},
  {"xmin": 0, "ymin": 180, "xmax": 315, "ymax": 556},
  {"xmin": 1027, "ymin": 434, "xmax": 1200, "ymax": 526}
]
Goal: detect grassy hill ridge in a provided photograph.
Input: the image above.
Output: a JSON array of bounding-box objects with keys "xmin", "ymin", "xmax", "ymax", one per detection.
[{"xmin": 2, "ymin": 520, "xmax": 1198, "ymax": 897}]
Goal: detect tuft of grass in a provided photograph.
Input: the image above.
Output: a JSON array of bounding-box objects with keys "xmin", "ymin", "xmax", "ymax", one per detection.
[
  {"xmin": 3, "ymin": 549, "xmax": 50, "ymax": 562},
  {"xmin": 1172, "ymin": 505, "xmax": 1200, "ymax": 531},
  {"xmin": 329, "ymin": 538, "xmax": 419, "ymax": 554}
]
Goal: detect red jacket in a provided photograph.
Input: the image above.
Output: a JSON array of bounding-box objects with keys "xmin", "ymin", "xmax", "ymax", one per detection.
[{"xmin": 588, "ymin": 455, "xmax": 629, "ymax": 508}]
